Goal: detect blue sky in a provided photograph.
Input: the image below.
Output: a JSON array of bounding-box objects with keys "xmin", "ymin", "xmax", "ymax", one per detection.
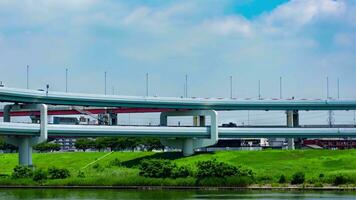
[{"xmin": 0, "ymin": 0, "xmax": 355, "ymax": 125}]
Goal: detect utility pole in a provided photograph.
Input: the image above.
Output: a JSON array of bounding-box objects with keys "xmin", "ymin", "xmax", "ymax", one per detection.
[
  {"xmin": 279, "ymin": 76, "xmax": 282, "ymax": 99},
  {"xmin": 146, "ymin": 73, "xmax": 149, "ymax": 96},
  {"xmin": 26, "ymin": 65, "xmax": 29, "ymax": 89},
  {"xmin": 104, "ymin": 71, "xmax": 107, "ymax": 95},
  {"xmin": 353, "ymin": 110, "xmax": 356, "ymax": 126},
  {"xmin": 230, "ymin": 76, "xmax": 233, "ymax": 99},
  {"xmin": 258, "ymin": 80, "xmax": 261, "ymax": 100},
  {"xmin": 65, "ymin": 68, "xmax": 68, "ymax": 93},
  {"xmin": 112, "ymin": 86, "xmax": 115, "ymax": 95}
]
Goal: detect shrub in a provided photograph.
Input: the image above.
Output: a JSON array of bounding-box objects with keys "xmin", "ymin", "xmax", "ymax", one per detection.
[
  {"xmin": 333, "ymin": 174, "xmax": 347, "ymax": 185},
  {"xmin": 196, "ymin": 159, "xmax": 239, "ymax": 179},
  {"xmin": 33, "ymin": 169, "xmax": 47, "ymax": 182},
  {"xmin": 225, "ymin": 176, "xmax": 254, "ymax": 187},
  {"xmin": 278, "ymin": 174, "xmax": 286, "ymax": 184},
  {"xmin": 92, "ymin": 163, "xmax": 100, "ymax": 169},
  {"xmin": 48, "ymin": 167, "xmax": 70, "ymax": 179},
  {"xmin": 319, "ymin": 173, "xmax": 324, "ymax": 178},
  {"xmin": 171, "ymin": 166, "xmax": 191, "ymax": 178},
  {"xmin": 291, "ymin": 172, "xmax": 305, "ymax": 184},
  {"xmin": 109, "ymin": 158, "xmax": 122, "ymax": 167},
  {"xmin": 139, "ymin": 159, "xmax": 175, "ymax": 178},
  {"xmin": 77, "ymin": 171, "xmax": 85, "ymax": 178},
  {"xmin": 12, "ymin": 166, "xmax": 33, "ymax": 179}
]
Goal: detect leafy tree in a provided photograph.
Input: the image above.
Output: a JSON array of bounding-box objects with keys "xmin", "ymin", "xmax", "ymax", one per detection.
[
  {"xmin": 33, "ymin": 142, "xmax": 61, "ymax": 152},
  {"xmin": 74, "ymin": 138, "xmax": 94, "ymax": 152},
  {"xmin": 94, "ymin": 137, "xmax": 107, "ymax": 151},
  {"xmin": 0, "ymin": 137, "xmax": 17, "ymax": 152},
  {"xmin": 139, "ymin": 138, "xmax": 165, "ymax": 151}
]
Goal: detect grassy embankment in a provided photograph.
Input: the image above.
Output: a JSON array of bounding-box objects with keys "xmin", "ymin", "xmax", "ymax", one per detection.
[{"xmin": 0, "ymin": 149, "xmax": 356, "ymax": 187}]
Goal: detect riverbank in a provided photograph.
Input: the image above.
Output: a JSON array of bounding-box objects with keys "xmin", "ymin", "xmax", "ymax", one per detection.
[{"xmin": 0, "ymin": 150, "xmax": 355, "ymax": 187}]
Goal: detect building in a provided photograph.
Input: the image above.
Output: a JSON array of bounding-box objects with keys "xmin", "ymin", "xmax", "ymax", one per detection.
[{"xmin": 52, "ymin": 116, "xmax": 91, "ymax": 151}]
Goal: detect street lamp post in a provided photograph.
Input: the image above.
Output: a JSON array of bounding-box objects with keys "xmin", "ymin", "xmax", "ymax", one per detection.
[
  {"xmin": 104, "ymin": 71, "xmax": 107, "ymax": 95},
  {"xmin": 65, "ymin": 68, "xmax": 68, "ymax": 93},
  {"xmin": 26, "ymin": 65, "xmax": 29, "ymax": 89}
]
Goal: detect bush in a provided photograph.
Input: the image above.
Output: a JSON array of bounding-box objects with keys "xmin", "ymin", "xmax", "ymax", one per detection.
[
  {"xmin": 33, "ymin": 169, "xmax": 47, "ymax": 182},
  {"xmin": 92, "ymin": 163, "xmax": 100, "ymax": 169},
  {"xmin": 171, "ymin": 166, "xmax": 191, "ymax": 178},
  {"xmin": 109, "ymin": 158, "xmax": 122, "ymax": 167},
  {"xmin": 139, "ymin": 159, "xmax": 175, "ymax": 178},
  {"xmin": 48, "ymin": 167, "xmax": 70, "ymax": 179},
  {"xmin": 291, "ymin": 172, "xmax": 305, "ymax": 184},
  {"xmin": 333, "ymin": 174, "xmax": 347, "ymax": 185},
  {"xmin": 196, "ymin": 159, "xmax": 240, "ymax": 179},
  {"xmin": 77, "ymin": 171, "xmax": 85, "ymax": 178},
  {"xmin": 278, "ymin": 174, "xmax": 286, "ymax": 184},
  {"xmin": 12, "ymin": 166, "xmax": 33, "ymax": 179}
]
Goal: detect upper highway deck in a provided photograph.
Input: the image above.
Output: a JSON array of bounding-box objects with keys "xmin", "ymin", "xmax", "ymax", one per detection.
[{"xmin": 1, "ymin": 87, "xmax": 356, "ymax": 110}]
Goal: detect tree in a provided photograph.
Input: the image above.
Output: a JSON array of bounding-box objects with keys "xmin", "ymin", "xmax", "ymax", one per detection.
[
  {"xmin": 74, "ymin": 138, "xmax": 93, "ymax": 152},
  {"xmin": 94, "ymin": 137, "xmax": 107, "ymax": 151},
  {"xmin": 0, "ymin": 137, "xmax": 18, "ymax": 152},
  {"xmin": 34, "ymin": 142, "xmax": 61, "ymax": 152},
  {"xmin": 140, "ymin": 138, "xmax": 164, "ymax": 151}
]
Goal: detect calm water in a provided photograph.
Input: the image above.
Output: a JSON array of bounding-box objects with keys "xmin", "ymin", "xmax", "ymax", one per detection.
[{"xmin": 0, "ymin": 189, "xmax": 355, "ymax": 200}]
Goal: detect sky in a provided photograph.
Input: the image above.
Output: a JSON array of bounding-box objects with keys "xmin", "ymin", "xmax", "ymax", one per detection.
[{"xmin": 0, "ymin": 0, "xmax": 356, "ymax": 125}]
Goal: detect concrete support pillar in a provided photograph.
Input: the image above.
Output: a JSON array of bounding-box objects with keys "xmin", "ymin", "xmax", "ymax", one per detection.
[
  {"xmin": 160, "ymin": 110, "xmax": 218, "ymax": 157},
  {"xmin": 286, "ymin": 110, "xmax": 295, "ymax": 150},
  {"xmin": 3, "ymin": 104, "xmax": 48, "ymax": 166},
  {"xmin": 18, "ymin": 137, "xmax": 33, "ymax": 166},
  {"xmin": 183, "ymin": 138, "xmax": 194, "ymax": 156}
]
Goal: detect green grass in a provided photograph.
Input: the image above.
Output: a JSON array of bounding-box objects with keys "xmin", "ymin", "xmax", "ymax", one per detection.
[{"xmin": 1, "ymin": 149, "xmax": 356, "ymax": 186}]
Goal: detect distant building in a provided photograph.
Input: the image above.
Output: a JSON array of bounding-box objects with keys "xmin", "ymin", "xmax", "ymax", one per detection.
[{"xmin": 52, "ymin": 116, "xmax": 91, "ymax": 151}]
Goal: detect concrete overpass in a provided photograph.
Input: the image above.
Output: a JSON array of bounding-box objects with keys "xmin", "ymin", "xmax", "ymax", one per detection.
[{"xmin": 1, "ymin": 86, "xmax": 356, "ymax": 166}]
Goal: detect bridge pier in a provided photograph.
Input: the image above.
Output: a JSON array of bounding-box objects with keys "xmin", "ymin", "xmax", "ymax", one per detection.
[
  {"xmin": 160, "ymin": 110, "xmax": 218, "ymax": 156},
  {"xmin": 286, "ymin": 110, "xmax": 299, "ymax": 150},
  {"xmin": 3, "ymin": 104, "xmax": 48, "ymax": 166}
]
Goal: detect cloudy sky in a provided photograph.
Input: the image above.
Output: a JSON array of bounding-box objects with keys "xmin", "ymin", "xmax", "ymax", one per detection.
[{"xmin": 0, "ymin": 0, "xmax": 355, "ymax": 125}]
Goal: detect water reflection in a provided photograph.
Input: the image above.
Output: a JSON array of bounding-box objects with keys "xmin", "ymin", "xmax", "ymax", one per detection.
[{"xmin": 0, "ymin": 189, "xmax": 355, "ymax": 200}]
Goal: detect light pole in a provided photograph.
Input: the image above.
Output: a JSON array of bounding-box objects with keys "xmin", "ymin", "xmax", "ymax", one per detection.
[
  {"xmin": 337, "ymin": 78, "xmax": 340, "ymax": 99},
  {"xmin": 146, "ymin": 73, "xmax": 149, "ymax": 96},
  {"xmin": 326, "ymin": 76, "xmax": 330, "ymax": 99},
  {"xmin": 104, "ymin": 71, "xmax": 107, "ymax": 95},
  {"xmin": 65, "ymin": 68, "xmax": 68, "ymax": 93},
  {"xmin": 279, "ymin": 76, "xmax": 282, "ymax": 99},
  {"xmin": 186, "ymin": 74, "xmax": 188, "ymax": 98},
  {"xmin": 230, "ymin": 76, "xmax": 233, "ymax": 99},
  {"xmin": 26, "ymin": 65, "xmax": 29, "ymax": 89},
  {"xmin": 258, "ymin": 80, "xmax": 261, "ymax": 100}
]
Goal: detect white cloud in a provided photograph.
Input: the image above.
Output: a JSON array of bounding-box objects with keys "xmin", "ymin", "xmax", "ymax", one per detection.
[
  {"xmin": 202, "ymin": 16, "xmax": 253, "ymax": 37},
  {"xmin": 262, "ymin": 0, "xmax": 346, "ymax": 32}
]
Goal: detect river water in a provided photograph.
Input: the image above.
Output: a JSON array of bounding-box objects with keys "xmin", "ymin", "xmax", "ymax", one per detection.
[{"xmin": 0, "ymin": 189, "xmax": 355, "ymax": 200}]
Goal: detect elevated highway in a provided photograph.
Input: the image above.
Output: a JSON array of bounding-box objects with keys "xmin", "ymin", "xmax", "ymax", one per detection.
[
  {"xmin": 1, "ymin": 86, "xmax": 356, "ymax": 166},
  {"xmin": 1, "ymin": 122, "xmax": 356, "ymax": 138},
  {"xmin": 1, "ymin": 87, "xmax": 356, "ymax": 110}
]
